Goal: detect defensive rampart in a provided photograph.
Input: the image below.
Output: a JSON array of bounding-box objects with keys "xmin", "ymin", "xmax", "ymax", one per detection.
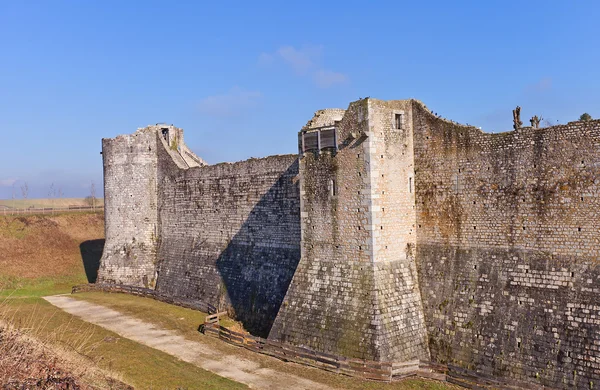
[
  {"xmin": 412, "ymin": 101, "xmax": 600, "ymax": 388},
  {"xmin": 98, "ymin": 100, "xmax": 600, "ymax": 389}
]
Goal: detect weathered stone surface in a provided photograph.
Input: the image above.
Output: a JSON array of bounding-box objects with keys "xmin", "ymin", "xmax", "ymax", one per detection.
[
  {"xmin": 412, "ymin": 101, "xmax": 600, "ymax": 388},
  {"xmin": 156, "ymin": 148, "xmax": 300, "ymax": 337},
  {"xmin": 270, "ymin": 100, "xmax": 429, "ymax": 363},
  {"xmin": 99, "ymin": 99, "xmax": 600, "ymax": 388}
]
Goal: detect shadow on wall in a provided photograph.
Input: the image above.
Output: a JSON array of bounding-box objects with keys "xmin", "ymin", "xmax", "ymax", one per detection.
[
  {"xmin": 79, "ymin": 239, "xmax": 105, "ymax": 283},
  {"xmin": 215, "ymin": 161, "xmax": 301, "ymax": 338}
]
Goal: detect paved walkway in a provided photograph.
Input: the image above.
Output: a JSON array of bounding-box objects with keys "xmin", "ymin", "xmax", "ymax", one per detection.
[{"xmin": 44, "ymin": 295, "xmax": 332, "ymax": 390}]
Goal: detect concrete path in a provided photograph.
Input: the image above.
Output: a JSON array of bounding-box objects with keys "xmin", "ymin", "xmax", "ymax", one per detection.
[{"xmin": 44, "ymin": 295, "xmax": 332, "ymax": 390}]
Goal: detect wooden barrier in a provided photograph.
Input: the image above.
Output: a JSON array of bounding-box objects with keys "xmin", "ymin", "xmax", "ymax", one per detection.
[
  {"xmin": 73, "ymin": 283, "xmax": 536, "ymax": 388},
  {"xmin": 201, "ymin": 317, "xmax": 443, "ymax": 383},
  {"xmin": 72, "ymin": 283, "xmax": 217, "ymax": 314}
]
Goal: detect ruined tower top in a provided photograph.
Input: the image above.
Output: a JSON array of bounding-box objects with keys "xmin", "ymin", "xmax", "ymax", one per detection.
[{"xmin": 302, "ymin": 108, "xmax": 346, "ymax": 131}]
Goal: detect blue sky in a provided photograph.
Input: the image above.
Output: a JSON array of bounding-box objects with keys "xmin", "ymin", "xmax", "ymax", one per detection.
[{"xmin": 0, "ymin": 0, "xmax": 599, "ymax": 198}]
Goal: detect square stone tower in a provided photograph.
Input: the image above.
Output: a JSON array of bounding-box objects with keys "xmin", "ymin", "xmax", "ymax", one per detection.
[{"xmin": 269, "ymin": 98, "xmax": 429, "ymax": 362}]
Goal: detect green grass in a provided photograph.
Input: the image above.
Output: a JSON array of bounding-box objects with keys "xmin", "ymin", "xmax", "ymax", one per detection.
[
  {"xmin": 73, "ymin": 292, "xmax": 456, "ymax": 390},
  {"xmin": 1, "ymin": 296, "xmax": 248, "ymax": 389},
  {"xmin": 0, "ymin": 273, "xmax": 87, "ymax": 298}
]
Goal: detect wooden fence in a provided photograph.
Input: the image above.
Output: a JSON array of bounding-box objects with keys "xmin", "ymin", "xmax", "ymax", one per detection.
[
  {"xmin": 72, "ymin": 283, "xmax": 539, "ymax": 388},
  {"xmin": 1, "ymin": 206, "xmax": 104, "ymax": 216},
  {"xmin": 72, "ymin": 283, "xmax": 217, "ymax": 314},
  {"xmin": 202, "ymin": 316, "xmax": 446, "ymax": 383}
]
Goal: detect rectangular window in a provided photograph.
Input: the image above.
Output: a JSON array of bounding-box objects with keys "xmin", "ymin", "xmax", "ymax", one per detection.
[
  {"xmin": 330, "ymin": 179, "xmax": 336, "ymax": 196},
  {"xmin": 409, "ymin": 177, "xmax": 412, "ymax": 193},
  {"xmin": 395, "ymin": 113, "xmax": 403, "ymax": 129}
]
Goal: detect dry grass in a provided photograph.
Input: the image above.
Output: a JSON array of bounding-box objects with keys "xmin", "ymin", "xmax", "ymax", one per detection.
[
  {"xmin": 1, "ymin": 297, "xmax": 248, "ymax": 389},
  {"xmin": 0, "ymin": 297, "xmax": 131, "ymax": 389},
  {"xmin": 0, "ymin": 213, "xmax": 103, "ymax": 292}
]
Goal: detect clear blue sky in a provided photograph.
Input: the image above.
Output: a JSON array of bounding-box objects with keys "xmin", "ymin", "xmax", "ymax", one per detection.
[{"xmin": 1, "ymin": 0, "xmax": 598, "ymax": 199}]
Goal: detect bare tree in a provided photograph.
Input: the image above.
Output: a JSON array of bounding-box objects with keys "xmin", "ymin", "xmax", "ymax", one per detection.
[
  {"xmin": 11, "ymin": 185, "xmax": 15, "ymax": 215},
  {"xmin": 542, "ymin": 117, "xmax": 560, "ymax": 128},
  {"xmin": 48, "ymin": 183, "xmax": 55, "ymax": 214},
  {"xmin": 90, "ymin": 181, "xmax": 96, "ymax": 211},
  {"xmin": 20, "ymin": 182, "xmax": 29, "ymax": 213}
]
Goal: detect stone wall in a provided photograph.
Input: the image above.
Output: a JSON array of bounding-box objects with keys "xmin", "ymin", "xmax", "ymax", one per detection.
[
  {"xmin": 412, "ymin": 100, "xmax": 600, "ymax": 388},
  {"xmin": 98, "ymin": 128, "xmax": 160, "ymax": 287},
  {"xmin": 155, "ymin": 146, "xmax": 300, "ymax": 337},
  {"xmin": 98, "ymin": 99, "xmax": 600, "ymax": 388}
]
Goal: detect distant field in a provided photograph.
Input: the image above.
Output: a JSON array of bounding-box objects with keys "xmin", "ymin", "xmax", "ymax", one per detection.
[{"xmin": 0, "ymin": 197, "xmax": 104, "ymax": 210}]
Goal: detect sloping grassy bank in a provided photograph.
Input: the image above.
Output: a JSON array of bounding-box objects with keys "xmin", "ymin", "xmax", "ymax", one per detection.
[
  {"xmin": 0, "ymin": 212, "xmax": 103, "ymax": 297},
  {"xmin": 0, "ymin": 212, "xmax": 248, "ymax": 389}
]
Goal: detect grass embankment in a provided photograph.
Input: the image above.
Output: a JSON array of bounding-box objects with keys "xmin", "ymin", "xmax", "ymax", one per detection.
[
  {"xmin": 73, "ymin": 292, "xmax": 455, "ymax": 390},
  {"xmin": 0, "ymin": 212, "xmax": 247, "ymax": 389},
  {"xmin": 1, "ymin": 212, "xmax": 454, "ymax": 389},
  {"xmin": 0, "ymin": 213, "xmax": 102, "ymax": 296},
  {"xmin": 1, "ymin": 297, "xmax": 246, "ymax": 389}
]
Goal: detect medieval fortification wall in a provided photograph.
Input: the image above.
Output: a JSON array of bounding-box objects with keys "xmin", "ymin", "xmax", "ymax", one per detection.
[
  {"xmin": 412, "ymin": 102, "xmax": 600, "ymax": 388},
  {"xmin": 98, "ymin": 100, "xmax": 600, "ymax": 389}
]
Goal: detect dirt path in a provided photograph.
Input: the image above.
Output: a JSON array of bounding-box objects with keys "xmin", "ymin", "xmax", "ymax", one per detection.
[{"xmin": 44, "ymin": 295, "xmax": 332, "ymax": 390}]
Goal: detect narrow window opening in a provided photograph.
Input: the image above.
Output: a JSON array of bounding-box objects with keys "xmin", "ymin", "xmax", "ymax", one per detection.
[
  {"xmin": 409, "ymin": 177, "xmax": 413, "ymax": 193},
  {"xmin": 571, "ymin": 272, "xmax": 575, "ymax": 277},
  {"xmin": 395, "ymin": 113, "xmax": 403, "ymax": 129},
  {"xmin": 330, "ymin": 179, "xmax": 337, "ymax": 196},
  {"xmin": 578, "ymin": 227, "xmax": 582, "ymax": 232},
  {"xmin": 473, "ymin": 226, "xmax": 476, "ymax": 230},
  {"xmin": 517, "ymin": 341, "xmax": 521, "ymax": 348},
  {"xmin": 473, "ymin": 265, "xmax": 477, "ymax": 270}
]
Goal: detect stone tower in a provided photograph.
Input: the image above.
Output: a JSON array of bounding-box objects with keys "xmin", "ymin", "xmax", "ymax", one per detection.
[
  {"xmin": 269, "ymin": 99, "xmax": 430, "ymax": 362},
  {"xmin": 97, "ymin": 124, "xmax": 205, "ymax": 288}
]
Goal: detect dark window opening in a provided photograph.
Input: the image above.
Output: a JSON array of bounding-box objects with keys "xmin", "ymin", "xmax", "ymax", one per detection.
[
  {"xmin": 395, "ymin": 113, "xmax": 403, "ymax": 129},
  {"xmin": 161, "ymin": 128, "xmax": 169, "ymax": 141},
  {"xmin": 409, "ymin": 177, "xmax": 413, "ymax": 193}
]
